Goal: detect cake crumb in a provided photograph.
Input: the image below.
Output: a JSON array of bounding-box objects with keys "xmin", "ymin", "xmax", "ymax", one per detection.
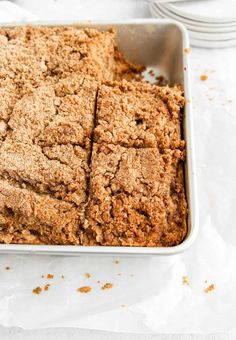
[
  {"xmin": 208, "ymin": 96, "xmax": 214, "ymax": 101},
  {"xmin": 114, "ymin": 260, "xmax": 119, "ymax": 264},
  {"xmin": 41, "ymin": 275, "xmax": 44, "ymax": 278},
  {"xmin": 5, "ymin": 266, "xmax": 10, "ymax": 270},
  {"xmin": 47, "ymin": 274, "xmax": 54, "ymax": 279},
  {"xmin": 121, "ymin": 304, "xmax": 127, "ymax": 308},
  {"xmin": 200, "ymin": 74, "xmax": 208, "ymax": 81},
  {"xmin": 182, "ymin": 276, "xmax": 189, "ymax": 285},
  {"xmin": 44, "ymin": 284, "xmax": 50, "ymax": 291},
  {"xmin": 97, "ymin": 280, "xmax": 100, "ymax": 284},
  {"xmin": 148, "ymin": 69, "xmax": 155, "ymax": 77},
  {"xmin": 117, "ymin": 273, "xmax": 122, "ymax": 276},
  {"xmin": 61, "ymin": 275, "xmax": 65, "ymax": 279},
  {"xmin": 32, "ymin": 286, "xmax": 42, "ymax": 295},
  {"xmin": 204, "ymin": 284, "xmax": 215, "ymax": 293},
  {"xmin": 85, "ymin": 273, "xmax": 91, "ymax": 278},
  {"xmin": 204, "ymin": 280, "xmax": 208, "ymax": 283},
  {"xmin": 77, "ymin": 286, "xmax": 92, "ymax": 293},
  {"xmin": 102, "ymin": 283, "xmax": 114, "ymax": 290},
  {"xmin": 184, "ymin": 48, "xmax": 191, "ymax": 54}
]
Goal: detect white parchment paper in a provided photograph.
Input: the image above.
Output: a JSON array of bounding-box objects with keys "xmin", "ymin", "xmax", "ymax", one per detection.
[{"xmin": 0, "ymin": 1, "xmax": 236, "ymax": 334}]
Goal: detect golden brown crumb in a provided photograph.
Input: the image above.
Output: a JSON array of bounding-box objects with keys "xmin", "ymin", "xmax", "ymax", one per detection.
[
  {"xmin": 44, "ymin": 284, "xmax": 50, "ymax": 291},
  {"xmin": 182, "ymin": 275, "xmax": 189, "ymax": 285},
  {"xmin": 77, "ymin": 286, "xmax": 92, "ymax": 293},
  {"xmin": 200, "ymin": 74, "xmax": 208, "ymax": 81},
  {"xmin": 184, "ymin": 48, "xmax": 191, "ymax": 54},
  {"xmin": 114, "ymin": 50, "xmax": 145, "ymax": 82},
  {"xmin": 102, "ymin": 283, "xmax": 114, "ymax": 290},
  {"xmin": 32, "ymin": 286, "xmax": 42, "ymax": 294},
  {"xmin": 114, "ymin": 260, "xmax": 119, "ymax": 264},
  {"xmin": 154, "ymin": 75, "xmax": 166, "ymax": 86},
  {"xmin": 5, "ymin": 266, "xmax": 10, "ymax": 270},
  {"xmin": 85, "ymin": 273, "xmax": 91, "ymax": 278},
  {"xmin": 148, "ymin": 69, "xmax": 155, "ymax": 77},
  {"xmin": 204, "ymin": 284, "xmax": 215, "ymax": 293},
  {"xmin": 47, "ymin": 274, "xmax": 54, "ymax": 279},
  {"xmin": 61, "ymin": 275, "xmax": 65, "ymax": 279},
  {"xmin": 97, "ymin": 280, "xmax": 100, "ymax": 284}
]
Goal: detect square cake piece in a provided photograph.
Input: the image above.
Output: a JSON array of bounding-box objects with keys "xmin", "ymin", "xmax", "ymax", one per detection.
[
  {"xmin": 0, "ymin": 76, "xmax": 97, "ymax": 245},
  {"xmin": 83, "ymin": 143, "xmax": 187, "ymax": 247},
  {"xmin": 94, "ymin": 81, "xmax": 185, "ymax": 150},
  {"xmin": 0, "ymin": 26, "xmax": 116, "ymax": 122}
]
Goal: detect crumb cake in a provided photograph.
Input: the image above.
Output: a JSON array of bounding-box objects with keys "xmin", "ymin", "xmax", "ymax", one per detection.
[
  {"xmin": 83, "ymin": 144, "xmax": 187, "ymax": 247},
  {"xmin": 0, "ymin": 76, "xmax": 97, "ymax": 244},
  {"xmin": 0, "ymin": 25, "xmax": 187, "ymax": 247},
  {"xmin": 94, "ymin": 81, "xmax": 185, "ymax": 149},
  {"xmin": 0, "ymin": 26, "xmax": 115, "ymax": 123}
]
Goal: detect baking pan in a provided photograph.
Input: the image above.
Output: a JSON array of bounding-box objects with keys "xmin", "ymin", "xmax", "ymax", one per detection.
[{"xmin": 0, "ymin": 19, "xmax": 198, "ymax": 255}]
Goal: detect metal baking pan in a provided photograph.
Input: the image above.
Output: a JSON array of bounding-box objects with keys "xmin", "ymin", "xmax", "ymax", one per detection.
[{"xmin": 0, "ymin": 19, "xmax": 198, "ymax": 255}]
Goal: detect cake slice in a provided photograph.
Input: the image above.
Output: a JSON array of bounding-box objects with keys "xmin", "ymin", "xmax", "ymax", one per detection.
[
  {"xmin": 94, "ymin": 80, "xmax": 185, "ymax": 150},
  {"xmin": 0, "ymin": 26, "xmax": 116, "ymax": 122},
  {"xmin": 83, "ymin": 143, "xmax": 187, "ymax": 247},
  {"xmin": 0, "ymin": 76, "xmax": 97, "ymax": 245}
]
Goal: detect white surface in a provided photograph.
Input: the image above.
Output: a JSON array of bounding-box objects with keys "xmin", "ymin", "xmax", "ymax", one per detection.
[
  {"xmin": 166, "ymin": 1, "xmax": 236, "ymax": 21},
  {"xmin": 0, "ymin": 0, "xmax": 236, "ymax": 339},
  {"xmin": 151, "ymin": 0, "xmax": 236, "ymax": 47}
]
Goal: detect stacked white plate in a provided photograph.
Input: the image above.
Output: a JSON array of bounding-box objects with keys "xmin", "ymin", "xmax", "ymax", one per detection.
[{"xmin": 150, "ymin": 0, "xmax": 236, "ymax": 48}]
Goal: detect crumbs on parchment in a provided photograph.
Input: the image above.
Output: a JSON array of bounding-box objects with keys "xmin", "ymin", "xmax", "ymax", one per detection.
[
  {"xmin": 204, "ymin": 284, "xmax": 215, "ymax": 293},
  {"xmin": 5, "ymin": 266, "xmax": 10, "ymax": 270},
  {"xmin": 32, "ymin": 286, "xmax": 42, "ymax": 295},
  {"xmin": 77, "ymin": 286, "xmax": 92, "ymax": 293},
  {"xmin": 44, "ymin": 284, "xmax": 51, "ymax": 291},
  {"xmin": 114, "ymin": 260, "xmax": 119, "ymax": 264},
  {"xmin": 47, "ymin": 274, "xmax": 54, "ymax": 279},
  {"xmin": 200, "ymin": 74, "xmax": 208, "ymax": 81},
  {"xmin": 61, "ymin": 275, "xmax": 65, "ymax": 279},
  {"xmin": 182, "ymin": 276, "xmax": 190, "ymax": 286},
  {"xmin": 184, "ymin": 48, "xmax": 191, "ymax": 54},
  {"xmin": 85, "ymin": 273, "xmax": 91, "ymax": 278},
  {"xmin": 102, "ymin": 283, "xmax": 114, "ymax": 290}
]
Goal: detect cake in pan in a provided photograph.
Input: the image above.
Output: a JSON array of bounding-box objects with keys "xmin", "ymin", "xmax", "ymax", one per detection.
[{"xmin": 0, "ymin": 26, "xmax": 187, "ymax": 247}]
